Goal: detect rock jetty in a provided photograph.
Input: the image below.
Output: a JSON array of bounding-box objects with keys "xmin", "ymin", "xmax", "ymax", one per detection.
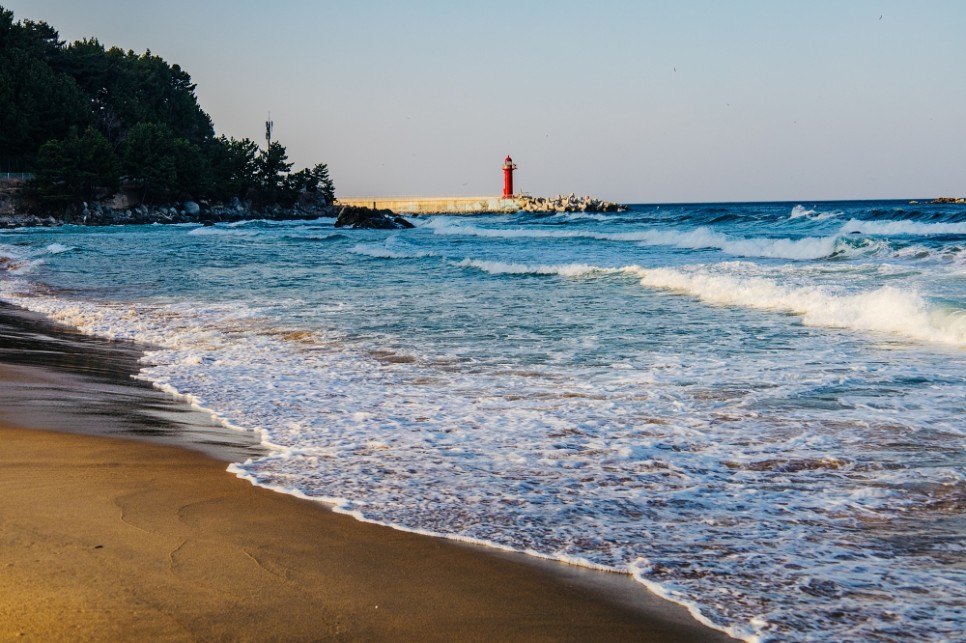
[
  {"xmin": 333, "ymin": 206, "xmax": 414, "ymax": 230},
  {"xmin": 931, "ymin": 197, "xmax": 966, "ymax": 204},
  {"xmin": 519, "ymin": 194, "xmax": 626, "ymax": 213}
]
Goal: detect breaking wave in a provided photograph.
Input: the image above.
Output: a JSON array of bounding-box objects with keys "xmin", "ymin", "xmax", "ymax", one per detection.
[
  {"xmin": 628, "ymin": 266, "xmax": 966, "ymax": 347},
  {"xmin": 453, "ymin": 258, "xmax": 615, "ymax": 278},
  {"xmin": 839, "ymin": 219, "xmax": 966, "ymax": 237},
  {"xmin": 427, "ymin": 219, "xmax": 846, "ymax": 261}
]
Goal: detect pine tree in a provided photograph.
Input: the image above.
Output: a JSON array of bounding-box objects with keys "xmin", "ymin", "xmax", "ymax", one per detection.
[{"xmin": 310, "ymin": 163, "xmax": 335, "ymax": 204}]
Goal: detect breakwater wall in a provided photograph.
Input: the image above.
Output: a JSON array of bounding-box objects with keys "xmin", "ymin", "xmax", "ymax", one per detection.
[
  {"xmin": 336, "ymin": 194, "xmax": 626, "ymax": 215},
  {"xmin": 335, "ymin": 196, "xmax": 524, "ymax": 214}
]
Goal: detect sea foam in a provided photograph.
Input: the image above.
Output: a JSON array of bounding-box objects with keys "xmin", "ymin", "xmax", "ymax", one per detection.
[
  {"xmin": 628, "ymin": 265, "xmax": 966, "ymax": 347},
  {"xmin": 428, "ymin": 218, "xmax": 844, "ymax": 260},
  {"xmin": 840, "ymin": 218, "xmax": 966, "ymax": 237},
  {"xmin": 4, "ymin": 202, "xmax": 965, "ymax": 642},
  {"xmin": 454, "ymin": 258, "xmax": 616, "ymax": 278}
]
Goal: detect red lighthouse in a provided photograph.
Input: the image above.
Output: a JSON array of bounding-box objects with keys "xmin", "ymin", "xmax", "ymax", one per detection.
[{"xmin": 502, "ymin": 155, "xmax": 517, "ymax": 198}]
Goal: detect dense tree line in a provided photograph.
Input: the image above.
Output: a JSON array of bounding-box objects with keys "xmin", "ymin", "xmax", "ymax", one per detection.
[{"xmin": 0, "ymin": 6, "xmax": 334, "ymax": 207}]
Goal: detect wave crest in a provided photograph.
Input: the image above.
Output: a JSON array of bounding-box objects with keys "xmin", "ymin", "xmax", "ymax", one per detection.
[
  {"xmin": 454, "ymin": 258, "xmax": 615, "ymax": 278},
  {"xmin": 630, "ymin": 266, "xmax": 966, "ymax": 347},
  {"xmin": 428, "ymin": 219, "xmax": 843, "ymax": 261},
  {"xmin": 840, "ymin": 218, "xmax": 966, "ymax": 237}
]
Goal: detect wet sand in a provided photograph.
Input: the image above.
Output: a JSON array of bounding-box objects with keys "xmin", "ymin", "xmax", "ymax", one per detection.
[{"xmin": 0, "ymin": 302, "xmax": 736, "ymax": 641}]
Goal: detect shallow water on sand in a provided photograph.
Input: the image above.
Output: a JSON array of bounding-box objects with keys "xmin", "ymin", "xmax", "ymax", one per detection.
[
  {"xmin": 0, "ymin": 302, "xmax": 264, "ymax": 461},
  {"xmin": 3, "ymin": 200, "xmax": 965, "ymax": 641}
]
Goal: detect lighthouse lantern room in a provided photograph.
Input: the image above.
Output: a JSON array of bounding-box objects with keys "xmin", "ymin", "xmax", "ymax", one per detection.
[{"xmin": 502, "ymin": 155, "xmax": 517, "ymax": 198}]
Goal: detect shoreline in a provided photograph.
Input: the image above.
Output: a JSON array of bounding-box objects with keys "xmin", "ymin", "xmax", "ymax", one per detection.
[{"xmin": 0, "ymin": 301, "xmax": 737, "ymax": 641}]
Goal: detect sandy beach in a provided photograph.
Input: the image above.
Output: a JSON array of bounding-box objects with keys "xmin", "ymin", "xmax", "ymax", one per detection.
[{"xmin": 0, "ymin": 303, "xmax": 735, "ymax": 642}]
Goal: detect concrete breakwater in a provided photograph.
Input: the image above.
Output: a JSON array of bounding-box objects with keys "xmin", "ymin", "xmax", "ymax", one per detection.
[
  {"xmin": 336, "ymin": 194, "xmax": 626, "ymax": 215},
  {"xmin": 336, "ymin": 196, "xmax": 523, "ymax": 214}
]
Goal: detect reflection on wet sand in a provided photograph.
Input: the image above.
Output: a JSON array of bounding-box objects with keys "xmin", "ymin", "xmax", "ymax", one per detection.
[{"xmin": 0, "ymin": 301, "xmax": 264, "ymax": 461}]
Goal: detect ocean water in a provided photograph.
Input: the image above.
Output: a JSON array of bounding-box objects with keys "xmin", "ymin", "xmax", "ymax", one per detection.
[{"xmin": 2, "ymin": 200, "xmax": 964, "ymax": 642}]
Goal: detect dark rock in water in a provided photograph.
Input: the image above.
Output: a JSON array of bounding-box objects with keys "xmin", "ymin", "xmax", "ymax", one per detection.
[{"xmin": 334, "ymin": 206, "xmax": 414, "ymax": 230}]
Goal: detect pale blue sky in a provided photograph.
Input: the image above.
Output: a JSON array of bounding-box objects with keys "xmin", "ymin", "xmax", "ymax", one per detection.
[{"xmin": 5, "ymin": 0, "xmax": 965, "ymax": 202}]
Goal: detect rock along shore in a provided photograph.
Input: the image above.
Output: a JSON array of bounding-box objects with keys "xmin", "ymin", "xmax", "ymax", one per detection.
[
  {"xmin": 0, "ymin": 199, "xmax": 418, "ymax": 231},
  {"xmin": 0, "ymin": 193, "xmax": 335, "ymax": 230}
]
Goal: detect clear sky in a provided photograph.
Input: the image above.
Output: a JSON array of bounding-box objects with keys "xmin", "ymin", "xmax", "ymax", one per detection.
[{"xmin": 5, "ymin": 0, "xmax": 965, "ymax": 202}]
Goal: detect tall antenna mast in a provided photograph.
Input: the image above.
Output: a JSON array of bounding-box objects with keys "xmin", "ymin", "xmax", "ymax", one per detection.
[{"xmin": 265, "ymin": 112, "xmax": 273, "ymax": 150}]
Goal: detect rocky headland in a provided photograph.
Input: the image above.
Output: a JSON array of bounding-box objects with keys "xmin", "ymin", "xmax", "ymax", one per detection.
[
  {"xmin": 0, "ymin": 196, "xmax": 331, "ymax": 229},
  {"xmin": 0, "ymin": 178, "xmax": 419, "ymax": 230}
]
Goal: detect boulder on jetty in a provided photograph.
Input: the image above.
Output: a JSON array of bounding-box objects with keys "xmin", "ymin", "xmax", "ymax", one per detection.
[
  {"xmin": 519, "ymin": 193, "xmax": 626, "ymax": 213},
  {"xmin": 334, "ymin": 205, "xmax": 415, "ymax": 230}
]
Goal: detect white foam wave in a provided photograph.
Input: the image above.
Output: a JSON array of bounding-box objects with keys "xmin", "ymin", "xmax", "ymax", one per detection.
[
  {"xmin": 641, "ymin": 228, "xmax": 841, "ymax": 260},
  {"xmin": 225, "ymin": 219, "xmax": 266, "ymax": 228},
  {"xmin": 0, "ymin": 244, "xmax": 22, "ymax": 262},
  {"xmin": 790, "ymin": 205, "xmax": 841, "ymax": 222},
  {"xmin": 0, "ymin": 245, "xmax": 44, "ymax": 275},
  {"xmin": 628, "ymin": 266, "xmax": 966, "ymax": 347},
  {"xmin": 5, "ymin": 211, "xmax": 965, "ymax": 642},
  {"xmin": 349, "ymin": 243, "xmax": 438, "ymax": 260},
  {"xmin": 187, "ymin": 225, "xmax": 256, "ymax": 237},
  {"xmin": 712, "ymin": 233, "xmax": 839, "ymax": 260},
  {"xmin": 299, "ymin": 233, "xmax": 345, "ymax": 242},
  {"xmin": 840, "ymin": 218, "xmax": 966, "ymax": 237},
  {"xmin": 454, "ymin": 258, "xmax": 617, "ymax": 278},
  {"xmin": 3, "ymin": 259, "xmax": 963, "ymax": 643},
  {"xmin": 426, "ymin": 218, "xmax": 589, "ymax": 241},
  {"xmin": 427, "ymin": 219, "xmax": 842, "ymax": 261},
  {"xmin": 552, "ymin": 211, "xmax": 623, "ymax": 223},
  {"xmin": 45, "ymin": 243, "xmax": 75, "ymax": 254}
]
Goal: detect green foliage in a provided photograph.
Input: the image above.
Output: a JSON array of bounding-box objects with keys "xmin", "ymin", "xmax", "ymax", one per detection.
[
  {"xmin": 257, "ymin": 142, "xmax": 293, "ymax": 190},
  {"xmin": 170, "ymin": 137, "xmax": 206, "ymax": 197},
  {"xmin": 310, "ymin": 163, "xmax": 336, "ymax": 204},
  {"xmin": 0, "ymin": 10, "xmax": 90, "ymax": 167},
  {"xmin": 205, "ymin": 136, "xmax": 259, "ymax": 201},
  {"xmin": 2, "ymin": 4, "xmax": 336, "ymax": 210},
  {"xmin": 123, "ymin": 122, "xmax": 207, "ymax": 203},
  {"xmin": 31, "ymin": 126, "xmax": 119, "ymax": 204},
  {"xmin": 1, "ymin": 7, "xmax": 211, "ymax": 168},
  {"xmin": 253, "ymin": 142, "xmax": 294, "ymax": 205},
  {"xmin": 123, "ymin": 123, "xmax": 177, "ymax": 202},
  {"xmin": 286, "ymin": 163, "xmax": 335, "ymax": 204},
  {"xmin": 62, "ymin": 40, "xmax": 214, "ymax": 146}
]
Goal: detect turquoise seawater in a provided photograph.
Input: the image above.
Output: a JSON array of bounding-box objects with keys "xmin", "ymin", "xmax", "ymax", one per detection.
[{"xmin": 2, "ymin": 200, "xmax": 965, "ymax": 642}]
